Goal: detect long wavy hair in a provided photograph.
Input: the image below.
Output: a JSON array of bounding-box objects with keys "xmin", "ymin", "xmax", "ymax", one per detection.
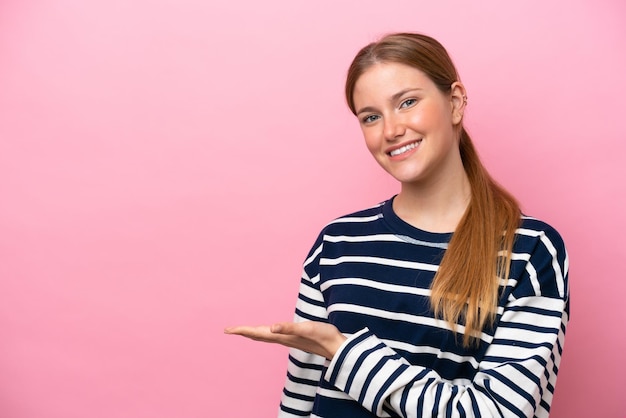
[{"xmin": 345, "ymin": 33, "xmax": 521, "ymax": 347}]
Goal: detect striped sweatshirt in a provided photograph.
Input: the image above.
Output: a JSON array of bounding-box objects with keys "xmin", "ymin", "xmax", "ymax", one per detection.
[{"xmin": 278, "ymin": 197, "xmax": 569, "ymax": 418}]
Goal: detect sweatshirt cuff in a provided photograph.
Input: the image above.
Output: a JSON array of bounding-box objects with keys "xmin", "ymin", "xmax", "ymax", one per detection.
[
  {"xmin": 325, "ymin": 328, "xmax": 372, "ymax": 387},
  {"xmin": 324, "ymin": 327, "xmax": 411, "ymax": 413}
]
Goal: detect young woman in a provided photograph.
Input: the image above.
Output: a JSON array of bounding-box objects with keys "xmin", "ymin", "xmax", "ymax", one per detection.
[{"xmin": 225, "ymin": 33, "xmax": 569, "ymax": 418}]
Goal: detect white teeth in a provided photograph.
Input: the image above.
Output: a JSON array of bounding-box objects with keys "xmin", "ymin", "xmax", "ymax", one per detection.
[{"xmin": 389, "ymin": 140, "xmax": 421, "ymax": 156}]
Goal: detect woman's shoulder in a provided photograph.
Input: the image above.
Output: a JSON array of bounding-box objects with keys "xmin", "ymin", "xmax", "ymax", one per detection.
[
  {"xmin": 322, "ymin": 199, "xmax": 388, "ymax": 229},
  {"xmin": 516, "ymin": 215, "xmax": 567, "ymax": 251},
  {"xmin": 511, "ymin": 215, "xmax": 569, "ymax": 300},
  {"xmin": 302, "ymin": 199, "xmax": 390, "ymax": 260},
  {"xmin": 304, "ymin": 199, "xmax": 392, "ymax": 243}
]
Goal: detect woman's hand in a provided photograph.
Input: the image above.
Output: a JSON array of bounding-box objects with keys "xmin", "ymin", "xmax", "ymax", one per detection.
[{"xmin": 224, "ymin": 321, "xmax": 347, "ymax": 360}]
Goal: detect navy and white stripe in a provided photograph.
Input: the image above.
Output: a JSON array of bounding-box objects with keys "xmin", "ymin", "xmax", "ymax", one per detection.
[{"xmin": 279, "ymin": 197, "xmax": 569, "ymax": 418}]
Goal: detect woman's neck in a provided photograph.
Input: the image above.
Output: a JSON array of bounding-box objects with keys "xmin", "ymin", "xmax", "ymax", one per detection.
[{"xmin": 393, "ymin": 169, "xmax": 471, "ymax": 234}]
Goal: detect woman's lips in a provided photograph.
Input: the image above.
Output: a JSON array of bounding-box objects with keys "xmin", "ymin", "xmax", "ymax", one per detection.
[{"xmin": 388, "ymin": 139, "xmax": 422, "ymax": 157}]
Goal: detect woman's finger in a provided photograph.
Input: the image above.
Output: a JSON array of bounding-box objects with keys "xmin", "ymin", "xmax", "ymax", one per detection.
[
  {"xmin": 224, "ymin": 325, "xmax": 273, "ymax": 340},
  {"xmin": 270, "ymin": 322, "xmax": 299, "ymax": 334}
]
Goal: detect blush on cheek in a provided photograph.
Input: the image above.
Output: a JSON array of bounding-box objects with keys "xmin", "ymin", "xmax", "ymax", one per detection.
[{"xmin": 364, "ymin": 138, "xmax": 379, "ymax": 155}]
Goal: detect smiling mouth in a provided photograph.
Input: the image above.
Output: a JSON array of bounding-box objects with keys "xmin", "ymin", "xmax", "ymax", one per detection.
[{"xmin": 388, "ymin": 140, "xmax": 422, "ymax": 157}]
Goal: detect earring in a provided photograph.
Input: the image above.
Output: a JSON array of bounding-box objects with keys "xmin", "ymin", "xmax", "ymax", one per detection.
[{"xmin": 462, "ymin": 95, "xmax": 468, "ymax": 105}]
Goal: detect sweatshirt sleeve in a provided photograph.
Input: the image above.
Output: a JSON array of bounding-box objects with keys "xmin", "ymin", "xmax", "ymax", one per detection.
[
  {"xmin": 278, "ymin": 234, "xmax": 329, "ymax": 417},
  {"xmin": 323, "ymin": 226, "xmax": 569, "ymax": 418}
]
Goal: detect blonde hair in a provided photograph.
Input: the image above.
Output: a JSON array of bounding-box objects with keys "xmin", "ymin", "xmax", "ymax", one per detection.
[{"xmin": 345, "ymin": 33, "xmax": 520, "ymax": 347}]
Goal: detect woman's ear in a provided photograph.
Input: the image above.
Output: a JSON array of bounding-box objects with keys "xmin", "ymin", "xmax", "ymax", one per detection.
[{"xmin": 450, "ymin": 81, "xmax": 467, "ymax": 125}]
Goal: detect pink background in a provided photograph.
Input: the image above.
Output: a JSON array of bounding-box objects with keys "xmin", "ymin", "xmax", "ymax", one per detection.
[{"xmin": 1, "ymin": 1, "xmax": 624, "ymax": 417}]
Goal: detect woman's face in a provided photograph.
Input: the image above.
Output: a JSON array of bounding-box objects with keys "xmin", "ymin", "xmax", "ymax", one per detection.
[{"xmin": 352, "ymin": 62, "xmax": 465, "ymax": 187}]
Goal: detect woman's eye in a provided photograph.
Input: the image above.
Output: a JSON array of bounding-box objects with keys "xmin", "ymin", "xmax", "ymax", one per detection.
[
  {"xmin": 362, "ymin": 114, "xmax": 380, "ymax": 124},
  {"xmin": 400, "ymin": 98, "xmax": 417, "ymax": 108}
]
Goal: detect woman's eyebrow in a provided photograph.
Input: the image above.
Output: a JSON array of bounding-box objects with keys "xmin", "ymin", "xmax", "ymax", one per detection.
[
  {"xmin": 356, "ymin": 105, "xmax": 377, "ymax": 116},
  {"xmin": 390, "ymin": 87, "xmax": 423, "ymax": 102},
  {"xmin": 356, "ymin": 88, "xmax": 424, "ymax": 115}
]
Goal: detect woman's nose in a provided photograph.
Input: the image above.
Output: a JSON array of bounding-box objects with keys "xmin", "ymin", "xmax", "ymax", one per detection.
[{"xmin": 383, "ymin": 114, "xmax": 406, "ymax": 141}]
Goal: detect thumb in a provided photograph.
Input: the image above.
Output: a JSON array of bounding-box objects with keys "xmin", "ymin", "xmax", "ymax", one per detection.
[{"xmin": 270, "ymin": 322, "xmax": 294, "ymax": 334}]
